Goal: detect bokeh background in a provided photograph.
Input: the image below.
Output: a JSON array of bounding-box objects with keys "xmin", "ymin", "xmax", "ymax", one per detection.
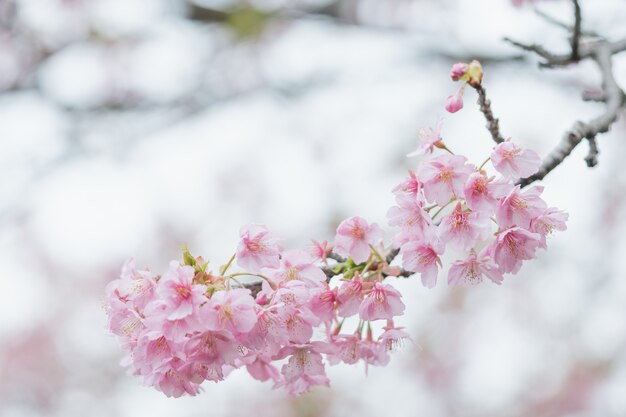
[{"xmin": 1, "ymin": 0, "xmax": 626, "ymax": 416}]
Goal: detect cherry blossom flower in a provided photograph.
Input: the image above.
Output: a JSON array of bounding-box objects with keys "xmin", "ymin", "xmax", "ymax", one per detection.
[
  {"xmin": 530, "ymin": 207, "xmax": 569, "ymax": 248},
  {"xmin": 401, "ymin": 237, "xmax": 444, "ymax": 288},
  {"xmin": 438, "ymin": 202, "xmax": 492, "ymax": 250},
  {"xmin": 333, "ymin": 216, "xmax": 384, "ymax": 264},
  {"xmin": 496, "ymin": 185, "xmax": 548, "ymax": 229},
  {"xmin": 407, "ymin": 119, "xmax": 444, "ymax": 156},
  {"xmin": 489, "ymin": 226, "xmax": 542, "ymax": 273},
  {"xmin": 336, "ymin": 275, "xmax": 364, "ymax": 317},
  {"xmin": 308, "ymin": 286, "xmax": 337, "ymax": 323},
  {"xmin": 308, "ymin": 239, "xmax": 332, "ymax": 262},
  {"xmin": 263, "ymin": 249, "xmax": 326, "ymax": 288},
  {"xmin": 156, "ymin": 261, "xmax": 207, "ymax": 321},
  {"xmin": 108, "ymin": 258, "xmax": 157, "ymax": 311},
  {"xmin": 378, "ymin": 326, "xmax": 411, "ymax": 353},
  {"xmin": 448, "ymin": 249, "xmax": 503, "ymax": 286},
  {"xmin": 359, "ymin": 282, "xmax": 405, "ymax": 321},
  {"xmin": 491, "ymin": 140, "xmax": 541, "ymax": 179},
  {"xmin": 387, "ymin": 194, "xmax": 432, "ymax": 246},
  {"xmin": 463, "ymin": 172, "xmax": 512, "ymax": 213},
  {"xmin": 392, "ymin": 170, "xmax": 422, "ymax": 198},
  {"xmin": 202, "ymin": 288, "xmax": 258, "ymax": 334},
  {"xmin": 236, "ymin": 224, "xmax": 281, "ymax": 272},
  {"xmin": 417, "ymin": 154, "xmax": 474, "ymax": 205},
  {"xmin": 327, "ymin": 334, "xmax": 361, "ymax": 365},
  {"xmin": 274, "ymin": 342, "xmax": 333, "ymax": 396}
]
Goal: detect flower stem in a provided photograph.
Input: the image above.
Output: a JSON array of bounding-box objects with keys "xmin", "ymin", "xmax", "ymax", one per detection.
[{"xmin": 220, "ymin": 253, "xmax": 237, "ymax": 275}]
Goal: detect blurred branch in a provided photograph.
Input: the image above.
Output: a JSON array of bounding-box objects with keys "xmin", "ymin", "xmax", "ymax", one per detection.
[
  {"xmin": 506, "ymin": 4, "xmax": 626, "ymax": 187},
  {"xmin": 570, "ymin": 0, "xmax": 582, "ymax": 60}
]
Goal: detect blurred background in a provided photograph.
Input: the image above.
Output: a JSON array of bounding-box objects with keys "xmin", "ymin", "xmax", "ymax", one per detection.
[{"xmin": 1, "ymin": 0, "xmax": 626, "ymax": 416}]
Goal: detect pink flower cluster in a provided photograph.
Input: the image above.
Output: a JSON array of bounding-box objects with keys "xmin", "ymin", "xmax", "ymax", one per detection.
[
  {"xmin": 105, "ymin": 224, "xmax": 409, "ymax": 397},
  {"xmin": 105, "ymin": 60, "xmax": 568, "ymax": 398},
  {"xmin": 398, "ymin": 124, "xmax": 567, "ymax": 286}
]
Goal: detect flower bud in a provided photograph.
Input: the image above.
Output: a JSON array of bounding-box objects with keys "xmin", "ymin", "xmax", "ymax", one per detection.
[
  {"xmin": 445, "ymin": 88, "xmax": 464, "ymax": 113},
  {"xmin": 466, "ymin": 60, "xmax": 483, "ymax": 87},
  {"xmin": 450, "ymin": 63, "xmax": 468, "ymax": 81}
]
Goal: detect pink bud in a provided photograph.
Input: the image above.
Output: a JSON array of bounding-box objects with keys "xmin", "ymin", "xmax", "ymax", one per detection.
[
  {"xmin": 450, "ymin": 63, "xmax": 468, "ymax": 81},
  {"xmin": 444, "ymin": 88, "xmax": 464, "ymax": 113}
]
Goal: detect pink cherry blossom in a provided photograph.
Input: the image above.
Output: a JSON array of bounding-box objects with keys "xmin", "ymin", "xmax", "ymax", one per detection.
[
  {"xmin": 246, "ymin": 356, "xmax": 281, "ymax": 382},
  {"xmin": 245, "ymin": 307, "xmax": 288, "ymax": 351},
  {"xmin": 157, "ymin": 261, "xmax": 207, "ymax": 321},
  {"xmin": 336, "ymin": 275, "xmax": 364, "ymax": 317},
  {"xmin": 387, "ymin": 194, "xmax": 432, "ymax": 245},
  {"xmin": 108, "ymin": 259, "xmax": 157, "ymax": 311},
  {"xmin": 392, "ymin": 170, "xmax": 422, "ymax": 198},
  {"xmin": 263, "ymin": 249, "xmax": 326, "ymax": 288},
  {"xmin": 490, "ymin": 141, "xmax": 541, "ymax": 179},
  {"xmin": 236, "ymin": 224, "xmax": 281, "ymax": 272},
  {"xmin": 530, "ymin": 207, "xmax": 569, "ymax": 248},
  {"xmin": 333, "ymin": 216, "xmax": 384, "ymax": 264},
  {"xmin": 445, "ymin": 87, "xmax": 464, "ymax": 113},
  {"xmin": 489, "ymin": 226, "xmax": 542, "ymax": 273},
  {"xmin": 202, "ymin": 288, "xmax": 258, "ymax": 334},
  {"xmin": 438, "ymin": 202, "xmax": 492, "ymax": 250},
  {"xmin": 327, "ymin": 334, "xmax": 361, "ymax": 365},
  {"xmin": 496, "ymin": 185, "xmax": 548, "ymax": 229},
  {"xmin": 182, "ymin": 330, "xmax": 239, "ymax": 383},
  {"xmin": 463, "ymin": 172, "xmax": 513, "ymax": 213},
  {"xmin": 448, "ymin": 249, "xmax": 503, "ymax": 286},
  {"xmin": 359, "ymin": 282, "xmax": 405, "ymax": 321},
  {"xmin": 274, "ymin": 342, "xmax": 332, "ymax": 396},
  {"xmin": 146, "ymin": 358, "xmax": 201, "ymax": 398},
  {"xmin": 407, "ymin": 119, "xmax": 444, "ymax": 156},
  {"xmin": 308, "ymin": 239, "xmax": 332, "ymax": 262},
  {"xmin": 401, "ymin": 237, "xmax": 444, "ymax": 288},
  {"xmin": 417, "ymin": 154, "xmax": 474, "ymax": 205},
  {"xmin": 308, "ymin": 286, "xmax": 337, "ymax": 323},
  {"xmin": 378, "ymin": 326, "xmax": 411, "ymax": 353}
]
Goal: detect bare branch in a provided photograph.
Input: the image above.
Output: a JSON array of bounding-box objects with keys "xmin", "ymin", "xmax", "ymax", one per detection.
[
  {"xmin": 503, "ymin": 37, "xmax": 576, "ymax": 67},
  {"xmin": 518, "ymin": 43, "xmax": 625, "ymax": 187}
]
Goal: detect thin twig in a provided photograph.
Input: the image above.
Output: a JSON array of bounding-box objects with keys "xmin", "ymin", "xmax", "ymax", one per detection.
[
  {"xmin": 585, "ymin": 137, "xmax": 599, "ymax": 167},
  {"xmin": 571, "ymin": 0, "xmax": 582, "ymax": 60},
  {"xmin": 533, "ymin": 7, "xmax": 602, "ymax": 39}
]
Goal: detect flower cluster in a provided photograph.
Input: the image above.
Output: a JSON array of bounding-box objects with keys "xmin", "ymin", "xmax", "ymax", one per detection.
[
  {"xmin": 105, "ymin": 224, "xmax": 409, "ymax": 397},
  {"xmin": 105, "ymin": 60, "xmax": 567, "ymax": 398}
]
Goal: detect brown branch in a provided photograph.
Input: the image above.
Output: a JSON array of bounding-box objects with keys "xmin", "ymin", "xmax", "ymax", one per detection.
[
  {"xmin": 473, "ymin": 84, "xmax": 505, "ymax": 144},
  {"xmin": 585, "ymin": 137, "xmax": 599, "ymax": 167},
  {"xmin": 517, "ymin": 42, "xmax": 625, "ymax": 187}
]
